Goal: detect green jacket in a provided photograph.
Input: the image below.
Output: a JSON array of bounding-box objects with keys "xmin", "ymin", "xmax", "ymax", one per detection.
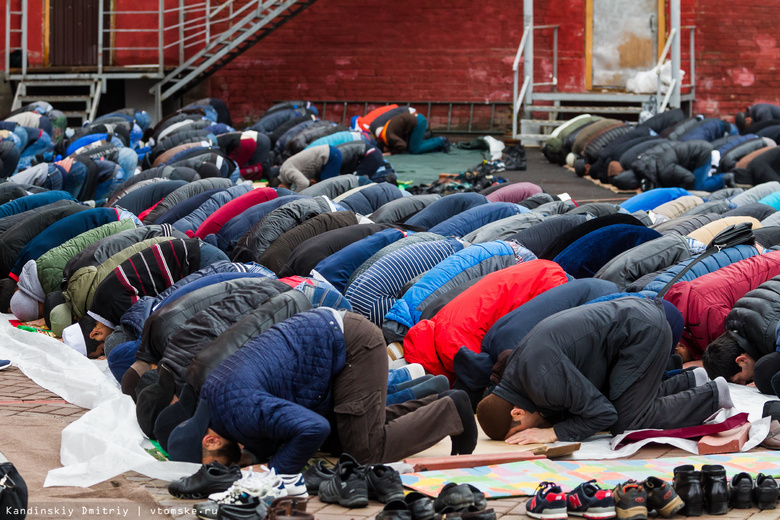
[{"xmin": 36, "ymin": 219, "xmax": 136, "ymax": 294}]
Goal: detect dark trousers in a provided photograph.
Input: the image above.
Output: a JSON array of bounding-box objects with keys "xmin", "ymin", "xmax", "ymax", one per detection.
[
  {"xmin": 332, "ymin": 313, "xmax": 463, "ymax": 464},
  {"xmin": 611, "ymin": 354, "xmax": 720, "ymax": 435}
]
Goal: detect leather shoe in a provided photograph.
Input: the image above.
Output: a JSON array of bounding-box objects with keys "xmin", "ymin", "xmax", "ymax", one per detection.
[
  {"xmin": 376, "ymin": 499, "xmax": 413, "ymax": 520},
  {"xmin": 216, "ymin": 496, "xmax": 267, "ymax": 520},
  {"xmin": 729, "ymin": 472, "xmax": 754, "ymax": 509},
  {"xmin": 754, "ymin": 473, "xmax": 778, "ymax": 510},
  {"xmin": 168, "ymin": 461, "xmax": 241, "ymax": 499},
  {"xmin": 405, "ymin": 492, "xmax": 436, "ymax": 520},
  {"xmin": 673, "ymin": 465, "xmax": 703, "ymax": 517},
  {"xmin": 701, "ymin": 464, "xmax": 729, "ymax": 515}
]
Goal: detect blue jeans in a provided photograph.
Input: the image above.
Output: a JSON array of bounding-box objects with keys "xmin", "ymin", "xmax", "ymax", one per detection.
[
  {"xmin": 320, "ymin": 146, "xmax": 343, "ymax": 181},
  {"xmin": 692, "ymin": 160, "xmax": 725, "ymax": 192},
  {"xmin": 408, "ymin": 114, "xmax": 445, "ymax": 154}
]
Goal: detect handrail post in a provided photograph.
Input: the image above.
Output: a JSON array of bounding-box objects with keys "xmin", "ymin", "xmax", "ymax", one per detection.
[
  {"xmin": 158, "ymin": 0, "xmax": 163, "ymax": 73},
  {"xmin": 5, "ymin": 0, "xmax": 10, "ymax": 76},
  {"xmin": 523, "ymin": 0, "xmax": 533, "ymax": 106},
  {"xmin": 21, "ymin": 0, "xmax": 27, "ymax": 76},
  {"xmin": 178, "ymin": 0, "xmax": 184, "ymax": 64},
  {"xmin": 552, "ymin": 25, "xmax": 558, "ymax": 91},
  {"xmin": 689, "ymin": 26, "xmax": 695, "ymax": 98},
  {"xmin": 97, "ymin": 0, "xmax": 103, "ymax": 73},
  {"xmin": 670, "ymin": 0, "xmax": 681, "ymax": 109},
  {"xmin": 205, "ymin": 0, "xmax": 210, "ymax": 45},
  {"xmin": 512, "ymin": 67, "xmax": 518, "ymax": 139}
]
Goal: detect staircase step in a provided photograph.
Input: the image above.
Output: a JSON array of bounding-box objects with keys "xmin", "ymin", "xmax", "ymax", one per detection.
[
  {"xmin": 61, "ymin": 111, "xmax": 88, "ymax": 118},
  {"xmin": 526, "ymin": 105, "xmax": 642, "ymax": 114},
  {"xmin": 18, "ymin": 95, "xmax": 90, "ymax": 103},
  {"xmin": 517, "ymin": 133, "xmax": 553, "ymax": 140},
  {"xmin": 521, "ymin": 119, "xmax": 565, "ymax": 127}
]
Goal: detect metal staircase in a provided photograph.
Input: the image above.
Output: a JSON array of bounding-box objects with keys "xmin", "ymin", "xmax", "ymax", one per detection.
[
  {"xmin": 11, "ymin": 78, "xmax": 105, "ymax": 123},
  {"xmin": 152, "ymin": 0, "xmax": 318, "ymax": 103}
]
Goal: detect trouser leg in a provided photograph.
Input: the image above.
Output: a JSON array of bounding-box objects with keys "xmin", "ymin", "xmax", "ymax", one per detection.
[
  {"xmin": 658, "ymin": 370, "xmax": 697, "ymax": 396},
  {"xmin": 408, "ymin": 115, "xmax": 444, "ymax": 154},
  {"xmin": 333, "ymin": 313, "xmax": 462, "ymax": 465},
  {"xmin": 611, "ymin": 346, "xmax": 718, "ymax": 434}
]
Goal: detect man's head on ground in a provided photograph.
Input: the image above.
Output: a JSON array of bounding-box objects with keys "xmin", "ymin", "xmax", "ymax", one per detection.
[
  {"xmin": 476, "ymin": 393, "xmax": 548, "ymax": 441},
  {"xmin": 675, "ymin": 342, "xmax": 694, "ymax": 363},
  {"xmin": 167, "ymin": 398, "xmax": 241, "ymax": 466},
  {"xmin": 80, "ymin": 315, "xmax": 108, "ymax": 358},
  {"xmin": 10, "ymin": 260, "xmax": 46, "ymax": 321},
  {"xmin": 702, "ymin": 331, "xmax": 755, "ymax": 384}
]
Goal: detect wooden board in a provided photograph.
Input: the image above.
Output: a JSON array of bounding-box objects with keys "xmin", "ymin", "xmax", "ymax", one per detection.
[
  {"xmin": 698, "ymin": 423, "xmax": 752, "ymax": 455},
  {"xmin": 405, "ymin": 451, "xmax": 544, "ymax": 472}
]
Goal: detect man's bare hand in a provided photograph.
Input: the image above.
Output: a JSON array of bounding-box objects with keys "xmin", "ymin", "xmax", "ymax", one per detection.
[{"xmin": 505, "ymin": 427, "xmax": 558, "ymax": 445}]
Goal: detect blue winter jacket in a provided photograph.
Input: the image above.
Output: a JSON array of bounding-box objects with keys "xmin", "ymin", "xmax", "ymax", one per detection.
[
  {"xmin": 173, "ymin": 184, "xmax": 252, "ymax": 233},
  {"xmin": 619, "ymin": 188, "xmax": 691, "ymax": 213},
  {"xmin": 0, "ymin": 190, "xmax": 75, "ymax": 219},
  {"xmin": 312, "ymin": 228, "xmax": 407, "ymax": 294},
  {"xmin": 429, "ymin": 202, "xmax": 527, "ymax": 237},
  {"xmin": 202, "ymin": 309, "xmax": 346, "ymax": 473},
  {"xmin": 679, "ymin": 119, "xmax": 728, "ymax": 142},
  {"xmin": 337, "ymin": 182, "xmax": 403, "ymax": 215},
  {"xmin": 406, "ymin": 192, "xmax": 488, "ymax": 230}
]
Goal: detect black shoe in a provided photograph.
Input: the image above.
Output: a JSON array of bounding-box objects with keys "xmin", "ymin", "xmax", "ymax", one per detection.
[
  {"xmin": 643, "ymin": 476, "xmax": 684, "ymax": 518},
  {"xmin": 433, "ymin": 482, "xmax": 485, "ymax": 513},
  {"xmin": 440, "ymin": 137, "xmax": 451, "ymax": 154},
  {"xmin": 302, "ymin": 460, "xmax": 334, "ymax": 495},
  {"xmin": 168, "ymin": 461, "xmax": 242, "ymax": 499},
  {"xmin": 444, "ymin": 506, "xmax": 497, "ymax": 519},
  {"xmin": 376, "ymin": 500, "xmax": 413, "ymax": 520},
  {"xmin": 405, "ymin": 491, "xmax": 437, "ymax": 520},
  {"xmin": 317, "ymin": 454, "xmax": 368, "ymax": 508},
  {"xmin": 701, "ymin": 464, "xmax": 729, "ymax": 515},
  {"xmin": 673, "ymin": 465, "xmax": 703, "ymax": 517},
  {"xmin": 753, "ymin": 473, "xmax": 778, "ymax": 510},
  {"xmin": 729, "ymin": 472, "xmax": 754, "ymax": 509},
  {"xmin": 367, "ymin": 464, "xmax": 405, "ymax": 504},
  {"xmin": 216, "ymin": 496, "xmax": 267, "ymax": 520}
]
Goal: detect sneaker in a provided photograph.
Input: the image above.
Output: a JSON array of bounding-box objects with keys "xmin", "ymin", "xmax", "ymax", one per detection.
[
  {"xmin": 366, "ymin": 464, "xmax": 405, "ymax": 504},
  {"xmin": 0, "ymin": 359, "xmax": 10, "ymax": 370},
  {"xmin": 612, "ymin": 481, "xmax": 648, "ymax": 520},
  {"xmin": 440, "ymin": 137, "xmax": 451, "ymax": 154},
  {"xmin": 302, "ymin": 460, "xmax": 334, "ymax": 495},
  {"xmin": 168, "ymin": 461, "xmax": 242, "ymax": 499},
  {"xmin": 317, "ymin": 454, "xmax": 368, "ymax": 508},
  {"xmin": 275, "ymin": 473, "xmax": 308, "ymax": 498},
  {"xmin": 525, "ymin": 481, "xmax": 568, "ymax": 520},
  {"xmin": 641, "ymin": 477, "xmax": 683, "ymax": 518},
  {"xmin": 215, "ymin": 495, "xmax": 268, "ymax": 520},
  {"xmin": 753, "ymin": 473, "xmax": 778, "ymax": 510},
  {"xmin": 567, "ymin": 480, "xmax": 616, "ymax": 519}
]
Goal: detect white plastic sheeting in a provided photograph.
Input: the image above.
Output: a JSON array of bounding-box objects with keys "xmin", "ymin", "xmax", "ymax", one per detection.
[{"xmin": 0, "ymin": 314, "xmax": 199, "ymax": 488}]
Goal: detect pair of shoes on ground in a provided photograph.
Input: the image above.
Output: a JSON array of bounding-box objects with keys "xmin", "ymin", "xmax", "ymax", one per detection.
[
  {"xmin": 675, "ymin": 464, "xmax": 777, "ymax": 515},
  {"xmin": 377, "ymin": 482, "xmax": 491, "ymax": 520},
  {"xmin": 305, "ymin": 453, "xmax": 405, "ymax": 508},
  {"xmin": 189, "ymin": 467, "xmax": 307, "ymax": 520},
  {"xmin": 729, "ymin": 472, "xmax": 779, "ymax": 511},
  {"xmin": 526, "ymin": 478, "xmax": 683, "ymax": 520}
]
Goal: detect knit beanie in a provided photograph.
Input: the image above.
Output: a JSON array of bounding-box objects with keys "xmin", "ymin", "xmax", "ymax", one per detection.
[
  {"xmin": 475, "ymin": 393, "xmax": 515, "ymax": 441},
  {"xmin": 10, "ymin": 260, "xmax": 45, "ymax": 321},
  {"xmin": 661, "ymin": 299, "xmax": 685, "ymax": 349}
]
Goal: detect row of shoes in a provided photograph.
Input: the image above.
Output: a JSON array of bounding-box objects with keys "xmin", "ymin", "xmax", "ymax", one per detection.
[
  {"xmin": 377, "ymin": 482, "xmax": 493, "ymax": 520},
  {"xmin": 526, "ymin": 465, "xmax": 780, "ymax": 520},
  {"xmin": 673, "ymin": 464, "xmax": 778, "ymax": 515},
  {"xmin": 303, "ymin": 453, "xmax": 405, "ymax": 508},
  {"xmin": 166, "ymin": 461, "xmax": 312, "ymax": 520}
]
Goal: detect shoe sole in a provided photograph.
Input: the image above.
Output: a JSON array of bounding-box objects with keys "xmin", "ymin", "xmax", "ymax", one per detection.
[
  {"xmin": 656, "ymin": 495, "xmax": 685, "ymax": 518},
  {"xmin": 0, "ymin": 364, "xmax": 10, "ymax": 371},
  {"xmin": 526, "ymin": 508, "xmax": 568, "ymax": 519},
  {"xmin": 569, "ymin": 508, "xmax": 617, "ymax": 519},
  {"xmin": 706, "ymin": 501, "xmax": 729, "ymax": 515},
  {"xmin": 615, "ymin": 506, "xmax": 648, "ymax": 520},
  {"xmin": 319, "ymin": 487, "xmax": 368, "ymax": 508}
]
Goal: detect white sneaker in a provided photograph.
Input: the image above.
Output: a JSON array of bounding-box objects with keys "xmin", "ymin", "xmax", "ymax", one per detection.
[
  {"xmin": 276, "ymin": 473, "xmax": 308, "ymax": 498},
  {"xmin": 208, "ymin": 468, "xmax": 280, "ymax": 502}
]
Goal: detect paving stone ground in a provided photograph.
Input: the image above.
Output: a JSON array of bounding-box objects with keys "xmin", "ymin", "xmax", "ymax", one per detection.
[{"xmin": 2, "ymin": 365, "xmax": 776, "ymax": 520}]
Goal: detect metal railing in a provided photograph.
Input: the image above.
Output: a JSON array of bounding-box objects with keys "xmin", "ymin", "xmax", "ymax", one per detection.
[
  {"xmin": 511, "ymin": 24, "xmax": 559, "ymax": 139},
  {"xmin": 656, "ymin": 25, "xmax": 696, "ymax": 112},
  {"xmin": 311, "ymin": 100, "xmax": 513, "ymax": 135}
]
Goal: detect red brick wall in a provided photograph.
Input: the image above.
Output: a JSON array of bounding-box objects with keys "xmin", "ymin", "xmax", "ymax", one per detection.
[{"xmin": 198, "ymin": 0, "xmax": 780, "ymax": 124}]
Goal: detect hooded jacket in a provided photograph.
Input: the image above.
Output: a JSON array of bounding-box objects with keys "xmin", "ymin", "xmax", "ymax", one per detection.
[
  {"xmin": 509, "ymin": 214, "xmax": 590, "ymax": 257},
  {"xmin": 404, "ymin": 260, "xmax": 569, "ymax": 380},
  {"xmin": 369, "ymin": 195, "xmax": 440, "ymax": 224},
  {"xmin": 211, "ymin": 195, "xmax": 306, "ymax": 253},
  {"xmin": 337, "ymin": 183, "xmax": 402, "ymax": 215},
  {"xmin": 143, "ymin": 178, "xmax": 234, "ymax": 224},
  {"xmin": 172, "ymin": 184, "xmax": 252, "ymax": 234},
  {"xmin": 194, "ymin": 187, "xmax": 278, "ymax": 239},
  {"xmin": 484, "ymin": 182, "xmax": 543, "ymax": 204},
  {"xmin": 299, "ymin": 175, "xmax": 363, "ymax": 199},
  {"xmin": 405, "ymin": 193, "xmax": 488, "ymax": 230},
  {"xmin": 463, "ymin": 212, "xmax": 546, "ymax": 244},
  {"xmin": 663, "ymin": 250, "xmax": 780, "ymax": 359},
  {"xmin": 429, "ymin": 202, "xmax": 528, "ymax": 238},
  {"xmin": 595, "ymin": 233, "xmax": 691, "ymax": 291},
  {"xmin": 632, "ymin": 141, "xmax": 713, "ymax": 189},
  {"xmin": 113, "ymin": 180, "xmax": 188, "ymax": 216},
  {"xmin": 493, "ymin": 297, "xmax": 672, "ymax": 441}
]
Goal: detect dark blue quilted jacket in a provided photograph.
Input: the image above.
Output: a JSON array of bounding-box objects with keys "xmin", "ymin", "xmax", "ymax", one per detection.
[
  {"xmin": 337, "ymin": 182, "xmax": 403, "ymax": 215},
  {"xmin": 202, "ymin": 309, "xmax": 346, "ymax": 473}
]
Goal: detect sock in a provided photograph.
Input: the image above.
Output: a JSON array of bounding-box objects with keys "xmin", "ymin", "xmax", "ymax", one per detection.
[
  {"xmin": 405, "ymin": 363, "xmax": 425, "ymax": 380},
  {"xmin": 409, "ymin": 375, "xmax": 449, "ymax": 400},
  {"xmin": 439, "ymin": 389, "xmax": 478, "ymax": 456},
  {"xmin": 713, "ymin": 377, "xmax": 734, "ymax": 409},
  {"xmin": 389, "ymin": 374, "xmax": 433, "ymax": 394},
  {"xmin": 692, "ymin": 367, "xmax": 709, "ymax": 386}
]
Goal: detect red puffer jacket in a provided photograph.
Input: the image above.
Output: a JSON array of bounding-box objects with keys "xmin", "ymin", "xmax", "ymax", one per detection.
[{"xmin": 403, "ymin": 259, "xmax": 569, "ymax": 381}]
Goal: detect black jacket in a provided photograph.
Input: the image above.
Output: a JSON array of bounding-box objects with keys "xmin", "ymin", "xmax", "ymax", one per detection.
[{"xmin": 493, "ymin": 297, "xmax": 671, "ymax": 441}]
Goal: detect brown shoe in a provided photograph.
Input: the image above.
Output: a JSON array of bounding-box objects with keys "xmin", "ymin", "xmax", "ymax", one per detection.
[
  {"xmin": 265, "ymin": 497, "xmax": 310, "ymax": 520},
  {"xmin": 761, "ymin": 420, "xmax": 780, "ymax": 449}
]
